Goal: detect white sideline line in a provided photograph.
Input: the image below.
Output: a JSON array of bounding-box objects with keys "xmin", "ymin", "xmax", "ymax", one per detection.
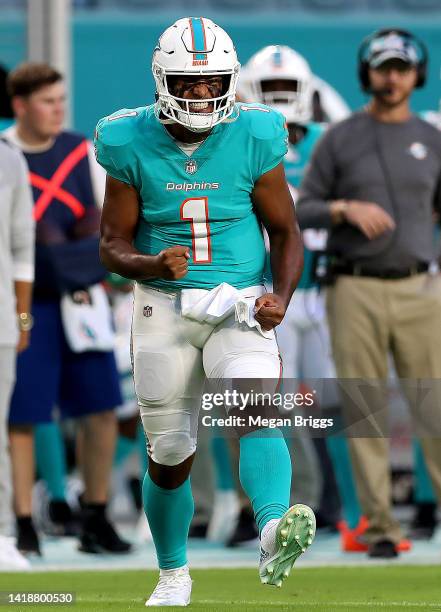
[
  {"xmin": 74, "ymin": 599, "xmax": 441, "ymax": 608},
  {"xmin": 25, "ymin": 561, "xmax": 441, "ymax": 573},
  {"xmin": 197, "ymin": 602, "xmax": 441, "ymax": 608}
]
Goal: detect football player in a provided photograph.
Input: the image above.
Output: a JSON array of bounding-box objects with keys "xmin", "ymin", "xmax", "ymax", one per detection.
[
  {"xmin": 240, "ymin": 45, "xmax": 333, "ymax": 427},
  {"xmin": 95, "ymin": 18, "xmax": 315, "ymax": 607},
  {"xmin": 240, "ymin": 45, "xmax": 350, "ymax": 536}
]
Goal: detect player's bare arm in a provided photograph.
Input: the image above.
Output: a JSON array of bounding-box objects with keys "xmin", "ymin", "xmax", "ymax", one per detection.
[
  {"xmin": 99, "ymin": 175, "xmax": 189, "ymax": 280},
  {"xmin": 252, "ymin": 161, "xmax": 303, "ymax": 330}
]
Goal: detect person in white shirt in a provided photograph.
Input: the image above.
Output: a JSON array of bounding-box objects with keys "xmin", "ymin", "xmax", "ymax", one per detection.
[{"xmin": 0, "ymin": 136, "xmax": 34, "ymax": 569}]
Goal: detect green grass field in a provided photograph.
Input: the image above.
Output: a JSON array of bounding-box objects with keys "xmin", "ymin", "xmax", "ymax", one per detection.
[{"xmin": 0, "ymin": 566, "xmax": 440, "ymax": 612}]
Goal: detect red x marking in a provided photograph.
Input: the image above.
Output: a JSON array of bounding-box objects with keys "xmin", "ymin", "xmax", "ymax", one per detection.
[{"xmin": 30, "ymin": 140, "xmax": 89, "ymax": 221}]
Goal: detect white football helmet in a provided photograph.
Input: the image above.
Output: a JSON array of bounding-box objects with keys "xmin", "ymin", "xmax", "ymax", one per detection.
[
  {"xmin": 311, "ymin": 74, "xmax": 350, "ymax": 123},
  {"xmin": 152, "ymin": 17, "xmax": 240, "ymax": 133},
  {"xmin": 241, "ymin": 45, "xmax": 313, "ymax": 123}
]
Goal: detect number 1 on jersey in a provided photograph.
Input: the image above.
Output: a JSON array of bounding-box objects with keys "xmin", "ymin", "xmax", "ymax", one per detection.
[{"xmin": 180, "ymin": 196, "xmax": 212, "ymax": 263}]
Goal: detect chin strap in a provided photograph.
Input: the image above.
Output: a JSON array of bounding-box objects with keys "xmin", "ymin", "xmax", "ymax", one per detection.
[
  {"xmin": 157, "ymin": 116, "xmax": 175, "ymax": 125},
  {"xmin": 224, "ymin": 104, "xmax": 240, "ymax": 123},
  {"xmin": 153, "ymin": 100, "xmax": 239, "ymax": 130}
]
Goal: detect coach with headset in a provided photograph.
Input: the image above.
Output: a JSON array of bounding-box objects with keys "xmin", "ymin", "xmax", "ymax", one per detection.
[{"xmin": 296, "ymin": 29, "xmax": 441, "ymax": 558}]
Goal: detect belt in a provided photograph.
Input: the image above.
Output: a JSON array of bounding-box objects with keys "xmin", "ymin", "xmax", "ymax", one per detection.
[{"xmin": 332, "ymin": 261, "xmax": 429, "ymax": 280}]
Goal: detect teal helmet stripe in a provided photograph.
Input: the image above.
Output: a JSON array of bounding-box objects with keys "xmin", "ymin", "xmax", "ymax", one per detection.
[
  {"xmin": 273, "ymin": 46, "xmax": 282, "ymax": 67},
  {"xmin": 189, "ymin": 17, "xmax": 207, "ymax": 60}
]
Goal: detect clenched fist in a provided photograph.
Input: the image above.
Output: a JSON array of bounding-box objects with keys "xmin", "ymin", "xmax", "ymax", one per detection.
[
  {"xmin": 156, "ymin": 245, "xmax": 190, "ymax": 280},
  {"xmin": 254, "ymin": 293, "xmax": 286, "ymax": 331}
]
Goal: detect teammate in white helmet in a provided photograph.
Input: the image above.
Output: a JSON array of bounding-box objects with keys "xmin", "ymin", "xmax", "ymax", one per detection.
[
  {"xmin": 240, "ymin": 44, "xmax": 344, "ymax": 524},
  {"xmin": 239, "ymin": 46, "xmax": 350, "ymax": 124},
  {"xmin": 240, "ymin": 44, "xmax": 333, "ymax": 406}
]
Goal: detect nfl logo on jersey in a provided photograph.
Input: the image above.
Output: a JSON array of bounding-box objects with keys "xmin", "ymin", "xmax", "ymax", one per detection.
[
  {"xmin": 143, "ymin": 305, "xmax": 153, "ymax": 318},
  {"xmin": 185, "ymin": 159, "xmax": 198, "ymax": 174}
]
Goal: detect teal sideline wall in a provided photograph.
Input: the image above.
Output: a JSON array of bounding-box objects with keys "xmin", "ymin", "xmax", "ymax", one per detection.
[{"xmin": 1, "ymin": 11, "xmax": 440, "ymax": 138}]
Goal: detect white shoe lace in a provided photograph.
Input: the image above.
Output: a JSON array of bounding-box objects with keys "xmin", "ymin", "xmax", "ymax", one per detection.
[{"xmin": 260, "ymin": 519, "xmax": 279, "ymax": 561}]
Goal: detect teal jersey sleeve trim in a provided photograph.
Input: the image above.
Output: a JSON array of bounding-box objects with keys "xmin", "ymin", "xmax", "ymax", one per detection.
[
  {"xmin": 238, "ymin": 104, "xmax": 288, "ymax": 180},
  {"xmin": 94, "ymin": 106, "xmax": 148, "ymax": 187}
]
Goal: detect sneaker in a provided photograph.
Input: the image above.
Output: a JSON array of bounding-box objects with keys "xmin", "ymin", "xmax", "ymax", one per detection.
[
  {"xmin": 0, "ymin": 535, "xmax": 31, "ymax": 569},
  {"xmin": 338, "ymin": 516, "xmax": 370, "ymax": 552},
  {"xmin": 409, "ymin": 503, "xmax": 438, "ymax": 539},
  {"xmin": 259, "ymin": 504, "xmax": 316, "ymax": 587},
  {"xmin": 226, "ymin": 507, "xmax": 258, "ymax": 547},
  {"xmin": 368, "ymin": 539, "xmax": 398, "ymax": 558},
  {"xmin": 338, "ymin": 517, "xmax": 412, "ymax": 553},
  {"xmin": 207, "ymin": 490, "xmax": 240, "ymax": 543},
  {"xmin": 47, "ymin": 501, "xmax": 80, "ymax": 537},
  {"xmin": 16, "ymin": 517, "xmax": 42, "ymax": 557},
  {"xmin": 33, "ymin": 480, "xmax": 80, "ymax": 537},
  {"xmin": 65, "ymin": 475, "xmax": 84, "ymax": 513},
  {"xmin": 145, "ymin": 566, "xmax": 192, "ymax": 607},
  {"xmin": 78, "ymin": 506, "xmax": 132, "ymax": 554}
]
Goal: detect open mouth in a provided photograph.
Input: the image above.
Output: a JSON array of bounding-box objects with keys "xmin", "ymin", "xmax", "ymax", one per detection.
[{"xmin": 187, "ymin": 100, "xmax": 214, "ymax": 113}]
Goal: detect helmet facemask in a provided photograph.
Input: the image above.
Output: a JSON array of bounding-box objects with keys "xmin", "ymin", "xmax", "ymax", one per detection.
[
  {"xmin": 254, "ymin": 77, "xmax": 312, "ymax": 124},
  {"xmin": 153, "ymin": 65, "xmax": 240, "ymax": 133}
]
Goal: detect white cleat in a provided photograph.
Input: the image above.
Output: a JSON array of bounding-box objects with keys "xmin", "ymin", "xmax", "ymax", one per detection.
[
  {"xmin": 0, "ymin": 536, "xmax": 31, "ymax": 570},
  {"xmin": 259, "ymin": 504, "xmax": 316, "ymax": 588},
  {"xmin": 145, "ymin": 567, "xmax": 192, "ymax": 607}
]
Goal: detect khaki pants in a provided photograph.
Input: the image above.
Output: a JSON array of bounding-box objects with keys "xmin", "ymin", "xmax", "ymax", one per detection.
[{"xmin": 327, "ymin": 273, "xmax": 441, "ymax": 544}]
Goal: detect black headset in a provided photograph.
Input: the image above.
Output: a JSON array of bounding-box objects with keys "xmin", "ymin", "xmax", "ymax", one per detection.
[{"xmin": 358, "ymin": 28, "xmax": 428, "ymax": 91}]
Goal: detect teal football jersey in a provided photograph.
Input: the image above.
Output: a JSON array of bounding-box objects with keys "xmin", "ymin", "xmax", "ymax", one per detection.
[
  {"xmin": 286, "ymin": 122, "xmax": 324, "ymax": 290},
  {"xmin": 95, "ymin": 104, "xmax": 287, "ymax": 291},
  {"xmin": 262, "ymin": 122, "xmax": 325, "ymax": 290},
  {"xmin": 284, "ymin": 122, "xmax": 324, "ymax": 189}
]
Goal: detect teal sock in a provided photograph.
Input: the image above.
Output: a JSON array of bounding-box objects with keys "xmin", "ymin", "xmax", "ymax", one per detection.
[
  {"xmin": 413, "ymin": 439, "xmax": 436, "ymax": 504},
  {"xmin": 211, "ymin": 433, "xmax": 235, "ymax": 491},
  {"xmin": 239, "ymin": 428, "xmax": 291, "ymax": 534},
  {"xmin": 35, "ymin": 422, "xmax": 67, "ymax": 501},
  {"xmin": 142, "ymin": 473, "xmax": 194, "ymax": 569},
  {"xmin": 114, "ymin": 435, "xmax": 136, "ymax": 468},
  {"xmin": 326, "ymin": 435, "xmax": 361, "ymax": 529}
]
